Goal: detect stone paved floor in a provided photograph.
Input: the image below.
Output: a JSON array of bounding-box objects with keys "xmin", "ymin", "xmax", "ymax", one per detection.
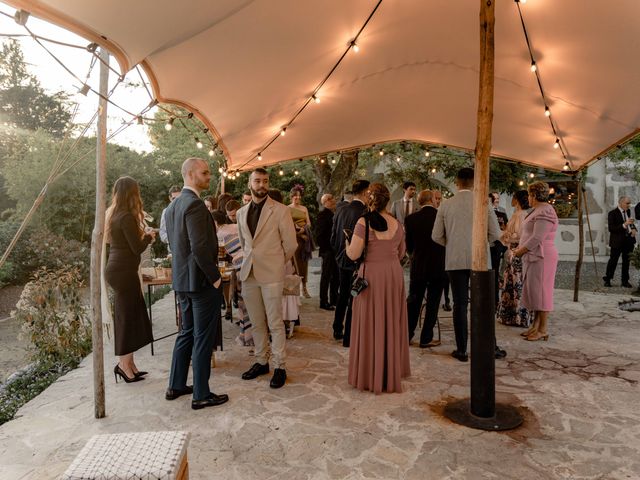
[{"xmin": 0, "ymin": 267, "xmax": 639, "ymax": 479}]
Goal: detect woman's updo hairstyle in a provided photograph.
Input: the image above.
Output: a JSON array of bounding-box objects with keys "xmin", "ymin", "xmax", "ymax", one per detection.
[
  {"xmin": 528, "ymin": 181, "xmax": 550, "ymax": 202},
  {"xmin": 367, "ymin": 183, "xmax": 391, "ymax": 212},
  {"xmin": 513, "ymin": 189, "xmax": 530, "ymax": 209}
]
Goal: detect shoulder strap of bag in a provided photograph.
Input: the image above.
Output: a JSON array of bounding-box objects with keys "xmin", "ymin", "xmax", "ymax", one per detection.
[{"xmin": 360, "ymin": 216, "xmax": 370, "ymax": 276}]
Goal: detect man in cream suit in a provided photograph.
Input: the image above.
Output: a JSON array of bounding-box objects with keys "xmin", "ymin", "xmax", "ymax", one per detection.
[
  {"xmin": 432, "ymin": 168, "xmax": 504, "ymax": 362},
  {"xmin": 390, "ymin": 181, "xmax": 418, "ymax": 225},
  {"xmin": 237, "ymin": 168, "xmax": 297, "ymax": 388}
]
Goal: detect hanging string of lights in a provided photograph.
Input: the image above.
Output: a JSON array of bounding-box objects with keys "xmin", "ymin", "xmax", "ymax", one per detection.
[
  {"xmin": 514, "ymin": 0, "xmax": 572, "ymax": 172},
  {"xmin": 233, "ymin": 0, "xmax": 384, "ymax": 172}
]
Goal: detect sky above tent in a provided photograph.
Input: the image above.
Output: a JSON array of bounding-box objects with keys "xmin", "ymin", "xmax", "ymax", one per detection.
[{"xmin": 2, "ymin": 0, "xmax": 639, "ymax": 172}]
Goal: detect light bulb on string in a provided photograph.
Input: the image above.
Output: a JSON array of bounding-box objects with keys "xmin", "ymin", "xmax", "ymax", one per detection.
[
  {"xmin": 563, "ymin": 162, "xmax": 570, "ymax": 171},
  {"xmin": 294, "ymin": 170, "xmax": 299, "ymax": 176},
  {"xmin": 279, "ymin": 169, "xmax": 284, "ymax": 176},
  {"xmin": 257, "ymin": 152, "xmax": 263, "ymax": 161},
  {"xmin": 222, "ymin": 171, "xmax": 228, "ymax": 178},
  {"xmin": 396, "ymin": 156, "xmax": 401, "ymax": 162},
  {"xmin": 136, "ymin": 116, "xmax": 143, "ymax": 125},
  {"xmin": 195, "ymin": 138, "xmax": 203, "ymax": 149},
  {"xmin": 553, "ymin": 138, "xmax": 560, "ymax": 149},
  {"xmin": 208, "ymin": 149, "xmax": 215, "ymax": 157},
  {"xmin": 431, "ymin": 168, "xmax": 437, "ymax": 174},
  {"xmin": 165, "ymin": 118, "xmax": 174, "ymax": 131},
  {"xmin": 79, "ymin": 84, "xmax": 90, "ymax": 96},
  {"xmin": 530, "ymin": 61, "xmax": 537, "ymax": 72},
  {"xmin": 280, "ymin": 127, "xmax": 287, "ymax": 137},
  {"xmin": 518, "ymin": 180, "xmax": 525, "ymax": 186},
  {"xmin": 331, "ymin": 159, "xmax": 336, "ymax": 164},
  {"xmin": 544, "ymin": 106, "xmax": 551, "ymax": 117},
  {"xmin": 529, "ymin": 172, "xmax": 535, "ymax": 178},
  {"xmin": 379, "ymin": 149, "xmax": 384, "ymax": 156},
  {"xmin": 350, "ymin": 40, "xmax": 359, "ymax": 53},
  {"xmin": 312, "ymin": 95, "xmax": 320, "ymax": 104},
  {"xmin": 320, "ymin": 158, "xmax": 325, "ymax": 164},
  {"xmin": 425, "ymin": 151, "xmax": 430, "ymax": 157},
  {"xmin": 218, "ymin": 167, "xmax": 223, "ymax": 173}
]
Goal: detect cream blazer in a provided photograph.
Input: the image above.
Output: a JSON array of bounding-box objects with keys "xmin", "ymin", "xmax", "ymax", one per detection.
[{"xmin": 237, "ymin": 196, "xmax": 298, "ymax": 283}]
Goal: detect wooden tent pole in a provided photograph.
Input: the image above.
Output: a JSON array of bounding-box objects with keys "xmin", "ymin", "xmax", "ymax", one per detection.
[
  {"xmin": 573, "ymin": 175, "xmax": 584, "ymax": 302},
  {"xmin": 444, "ymin": 0, "xmax": 523, "ymax": 431},
  {"xmin": 90, "ymin": 48, "xmax": 109, "ymax": 419}
]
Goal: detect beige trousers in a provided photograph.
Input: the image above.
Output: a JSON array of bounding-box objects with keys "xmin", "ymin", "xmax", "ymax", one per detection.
[{"xmin": 242, "ymin": 273, "xmax": 286, "ymax": 368}]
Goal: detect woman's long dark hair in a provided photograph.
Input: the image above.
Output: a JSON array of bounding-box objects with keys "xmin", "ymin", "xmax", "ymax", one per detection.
[
  {"xmin": 105, "ymin": 176, "xmax": 144, "ymax": 240},
  {"xmin": 513, "ymin": 189, "xmax": 530, "ymax": 209}
]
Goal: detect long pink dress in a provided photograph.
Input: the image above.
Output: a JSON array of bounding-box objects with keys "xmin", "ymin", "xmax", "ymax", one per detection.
[
  {"xmin": 348, "ymin": 219, "xmax": 411, "ymax": 394},
  {"xmin": 519, "ymin": 203, "xmax": 559, "ymax": 312}
]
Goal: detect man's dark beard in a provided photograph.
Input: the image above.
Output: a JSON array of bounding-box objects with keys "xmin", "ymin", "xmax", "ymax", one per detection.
[{"xmin": 251, "ymin": 187, "xmax": 268, "ymax": 199}]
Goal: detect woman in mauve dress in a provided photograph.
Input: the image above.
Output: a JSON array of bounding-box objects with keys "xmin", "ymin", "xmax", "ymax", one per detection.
[
  {"xmin": 345, "ymin": 183, "xmax": 410, "ymax": 394},
  {"xmin": 513, "ymin": 181, "xmax": 559, "ymax": 342}
]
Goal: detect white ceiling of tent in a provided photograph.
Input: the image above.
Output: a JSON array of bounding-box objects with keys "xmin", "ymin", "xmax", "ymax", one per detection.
[{"xmin": 4, "ymin": 0, "xmax": 640, "ymax": 172}]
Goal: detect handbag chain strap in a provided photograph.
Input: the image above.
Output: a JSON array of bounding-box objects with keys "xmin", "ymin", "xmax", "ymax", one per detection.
[{"xmin": 360, "ymin": 216, "xmax": 370, "ymax": 276}]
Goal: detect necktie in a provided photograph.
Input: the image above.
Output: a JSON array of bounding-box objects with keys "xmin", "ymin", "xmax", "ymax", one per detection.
[{"xmin": 404, "ymin": 200, "xmax": 410, "ymax": 220}]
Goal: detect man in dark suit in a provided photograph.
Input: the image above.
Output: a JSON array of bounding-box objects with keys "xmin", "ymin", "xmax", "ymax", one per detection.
[
  {"xmin": 314, "ymin": 193, "xmax": 339, "ymax": 310},
  {"xmin": 604, "ymin": 196, "xmax": 636, "ymax": 288},
  {"xmin": 164, "ymin": 157, "xmax": 229, "ymax": 410},
  {"xmin": 330, "ymin": 179, "xmax": 370, "ymax": 346},
  {"xmin": 405, "ymin": 190, "xmax": 447, "ymax": 347}
]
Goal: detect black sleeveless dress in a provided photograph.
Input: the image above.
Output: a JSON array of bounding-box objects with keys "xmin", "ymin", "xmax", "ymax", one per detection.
[{"xmin": 105, "ymin": 211, "xmax": 153, "ymax": 355}]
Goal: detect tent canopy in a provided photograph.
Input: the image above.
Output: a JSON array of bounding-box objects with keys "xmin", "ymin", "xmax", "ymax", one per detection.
[{"xmin": 5, "ymin": 0, "xmax": 640, "ymax": 172}]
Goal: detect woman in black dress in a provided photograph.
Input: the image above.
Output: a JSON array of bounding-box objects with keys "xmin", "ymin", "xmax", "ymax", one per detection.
[{"xmin": 105, "ymin": 176, "xmax": 156, "ymax": 383}]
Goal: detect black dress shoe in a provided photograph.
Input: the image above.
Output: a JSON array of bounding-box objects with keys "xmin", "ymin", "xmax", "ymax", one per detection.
[
  {"xmin": 241, "ymin": 362, "xmax": 270, "ymax": 380},
  {"xmin": 442, "ymin": 303, "xmax": 452, "ymax": 312},
  {"xmin": 494, "ymin": 346, "xmax": 507, "ymax": 359},
  {"xmin": 320, "ymin": 303, "xmax": 335, "ymax": 311},
  {"xmin": 270, "ymin": 368, "xmax": 286, "ymax": 388},
  {"xmin": 451, "ymin": 350, "xmax": 468, "ymax": 362},
  {"xmin": 191, "ymin": 392, "xmax": 229, "ymax": 410},
  {"xmin": 622, "ymin": 282, "xmax": 634, "ymax": 288},
  {"xmin": 333, "ymin": 331, "xmax": 344, "ymax": 340},
  {"xmin": 165, "ymin": 385, "xmax": 194, "ymax": 400},
  {"xmin": 603, "ymin": 276, "xmax": 612, "ymax": 287}
]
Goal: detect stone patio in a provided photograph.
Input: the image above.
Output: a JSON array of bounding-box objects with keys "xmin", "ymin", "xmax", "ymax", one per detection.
[{"xmin": 0, "ymin": 267, "xmax": 639, "ymax": 479}]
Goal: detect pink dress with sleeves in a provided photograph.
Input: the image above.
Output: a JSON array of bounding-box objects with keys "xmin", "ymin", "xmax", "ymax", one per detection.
[{"xmin": 519, "ymin": 203, "xmax": 559, "ymax": 312}]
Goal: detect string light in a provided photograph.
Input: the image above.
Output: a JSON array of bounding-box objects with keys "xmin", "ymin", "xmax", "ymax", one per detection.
[
  {"xmin": 350, "ymin": 40, "xmax": 360, "ymax": 53},
  {"xmin": 279, "ymin": 168, "xmax": 284, "ymax": 176},
  {"xmin": 518, "ymin": 180, "xmax": 525, "ymax": 186},
  {"xmin": 379, "ymin": 149, "xmax": 384, "ymax": 156},
  {"xmin": 312, "ymin": 94, "xmax": 320, "ymax": 104},
  {"xmin": 563, "ymin": 162, "xmax": 570, "ymax": 171},
  {"xmin": 195, "ymin": 138, "xmax": 203, "ymax": 149},
  {"xmin": 136, "ymin": 115, "xmax": 143, "ymax": 125},
  {"xmin": 208, "ymin": 149, "xmax": 215, "ymax": 157},
  {"xmin": 530, "ymin": 61, "xmax": 537, "ymax": 72},
  {"xmin": 425, "ymin": 151, "xmax": 430, "ymax": 157},
  {"xmin": 257, "ymin": 152, "xmax": 263, "ymax": 161},
  {"xmin": 14, "ymin": 10, "xmax": 29, "ymax": 26},
  {"xmin": 396, "ymin": 156, "xmax": 401, "ymax": 162},
  {"xmin": 320, "ymin": 158, "xmax": 325, "ymax": 164},
  {"xmin": 294, "ymin": 170, "xmax": 299, "ymax": 176},
  {"xmin": 431, "ymin": 168, "xmax": 437, "ymax": 174},
  {"xmin": 78, "ymin": 83, "xmax": 90, "ymax": 96},
  {"xmin": 222, "ymin": 171, "xmax": 228, "ymax": 178},
  {"xmin": 529, "ymin": 172, "xmax": 535, "ymax": 178},
  {"xmin": 553, "ymin": 138, "xmax": 560, "ymax": 149},
  {"xmin": 165, "ymin": 118, "xmax": 174, "ymax": 131},
  {"xmin": 331, "ymin": 159, "xmax": 336, "ymax": 164},
  {"xmin": 218, "ymin": 167, "xmax": 223, "ymax": 173},
  {"xmin": 544, "ymin": 106, "xmax": 551, "ymax": 117},
  {"xmin": 280, "ymin": 127, "xmax": 287, "ymax": 137}
]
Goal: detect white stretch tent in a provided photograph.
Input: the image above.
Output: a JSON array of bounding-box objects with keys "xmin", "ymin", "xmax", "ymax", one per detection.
[{"xmin": 4, "ymin": 0, "xmax": 640, "ymax": 172}]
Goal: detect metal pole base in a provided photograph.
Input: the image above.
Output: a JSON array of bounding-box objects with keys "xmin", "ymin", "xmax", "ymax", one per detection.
[{"xmin": 444, "ymin": 398, "xmax": 524, "ymax": 431}]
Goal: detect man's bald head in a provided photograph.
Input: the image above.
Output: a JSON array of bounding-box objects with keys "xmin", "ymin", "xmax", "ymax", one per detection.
[
  {"xmin": 417, "ymin": 189, "xmax": 433, "ymax": 207},
  {"xmin": 181, "ymin": 157, "xmax": 211, "ymax": 193},
  {"xmin": 182, "ymin": 157, "xmax": 205, "ymax": 180},
  {"xmin": 321, "ymin": 193, "xmax": 336, "ymax": 211}
]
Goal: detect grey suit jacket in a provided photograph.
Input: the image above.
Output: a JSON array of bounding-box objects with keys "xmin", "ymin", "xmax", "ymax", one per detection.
[
  {"xmin": 390, "ymin": 197, "xmax": 419, "ymax": 224},
  {"xmin": 237, "ymin": 196, "xmax": 297, "ymax": 283},
  {"xmin": 431, "ymin": 190, "xmax": 501, "ymax": 271}
]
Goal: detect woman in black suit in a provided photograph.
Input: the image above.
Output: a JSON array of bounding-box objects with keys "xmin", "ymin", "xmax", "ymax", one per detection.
[{"xmin": 105, "ymin": 176, "xmax": 156, "ymax": 383}]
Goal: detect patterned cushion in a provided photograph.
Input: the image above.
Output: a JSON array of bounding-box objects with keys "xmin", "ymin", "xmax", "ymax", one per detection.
[{"xmin": 62, "ymin": 431, "xmax": 189, "ymax": 480}]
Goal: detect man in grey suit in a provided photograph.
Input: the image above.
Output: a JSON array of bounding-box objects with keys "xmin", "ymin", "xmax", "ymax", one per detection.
[
  {"xmin": 390, "ymin": 181, "xmax": 418, "ymax": 225},
  {"xmin": 237, "ymin": 168, "xmax": 297, "ymax": 388},
  {"xmin": 432, "ymin": 167, "xmax": 503, "ymax": 362},
  {"xmin": 165, "ymin": 157, "xmax": 228, "ymax": 410}
]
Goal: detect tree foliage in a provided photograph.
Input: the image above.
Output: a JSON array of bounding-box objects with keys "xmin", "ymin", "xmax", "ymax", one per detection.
[{"xmin": 606, "ymin": 136, "xmax": 640, "ymax": 182}]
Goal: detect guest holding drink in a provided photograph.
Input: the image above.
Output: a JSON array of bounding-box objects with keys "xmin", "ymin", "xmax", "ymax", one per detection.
[{"xmin": 105, "ymin": 176, "xmax": 156, "ymax": 383}]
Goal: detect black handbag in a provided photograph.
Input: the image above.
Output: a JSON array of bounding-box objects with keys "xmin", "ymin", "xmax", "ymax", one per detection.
[{"xmin": 350, "ymin": 217, "xmax": 370, "ymax": 297}]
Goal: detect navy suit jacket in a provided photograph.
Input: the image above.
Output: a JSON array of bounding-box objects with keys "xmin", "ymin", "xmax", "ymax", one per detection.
[
  {"xmin": 404, "ymin": 206, "xmax": 445, "ymax": 281},
  {"xmin": 165, "ymin": 188, "xmax": 221, "ymax": 292},
  {"xmin": 608, "ymin": 207, "xmax": 636, "ymax": 250},
  {"xmin": 330, "ymin": 199, "xmax": 368, "ymax": 270}
]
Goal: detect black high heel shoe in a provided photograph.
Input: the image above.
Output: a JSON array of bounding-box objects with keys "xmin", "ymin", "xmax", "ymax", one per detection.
[
  {"xmin": 134, "ymin": 371, "xmax": 148, "ymax": 378},
  {"xmin": 114, "ymin": 365, "xmax": 144, "ymax": 383}
]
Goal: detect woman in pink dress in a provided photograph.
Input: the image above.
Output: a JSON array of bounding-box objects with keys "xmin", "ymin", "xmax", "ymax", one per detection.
[
  {"xmin": 513, "ymin": 182, "xmax": 559, "ymax": 341},
  {"xmin": 345, "ymin": 183, "xmax": 411, "ymax": 393}
]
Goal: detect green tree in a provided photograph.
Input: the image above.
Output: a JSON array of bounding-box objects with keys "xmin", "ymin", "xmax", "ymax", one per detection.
[{"xmin": 606, "ymin": 136, "xmax": 640, "ymax": 182}]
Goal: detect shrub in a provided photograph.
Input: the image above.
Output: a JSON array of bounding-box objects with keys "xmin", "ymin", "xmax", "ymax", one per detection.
[{"xmin": 12, "ymin": 266, "xmax": 91, "ymax": 364}]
